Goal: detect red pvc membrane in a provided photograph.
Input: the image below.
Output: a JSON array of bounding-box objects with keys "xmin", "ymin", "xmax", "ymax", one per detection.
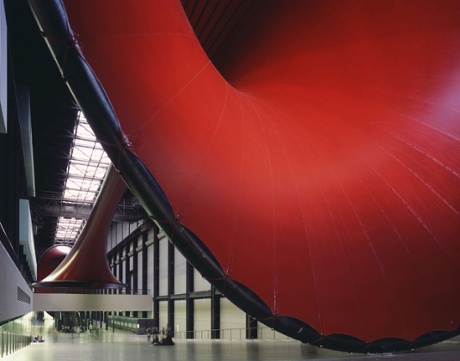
[
  {"xmin": 37, "ymin": 245, "xmax": 71, "ymax": 280},
  {"xmin": 36, "ymin": 245, "xmax": 71, "ymax": 293},
  {"xmin": 29, "ymin": 0, "xmax": 460, "ymax": 352}
]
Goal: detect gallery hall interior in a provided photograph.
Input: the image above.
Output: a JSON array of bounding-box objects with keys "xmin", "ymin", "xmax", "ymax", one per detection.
[{"xmin": 1, "ymin": 0, "xmax": 460, "ymax": 360}]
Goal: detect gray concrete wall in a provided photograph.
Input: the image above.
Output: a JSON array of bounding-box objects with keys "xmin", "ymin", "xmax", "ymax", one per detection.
[{"xmin": 0, "ymin": 241, "xmax": 33, "ymax": 324}]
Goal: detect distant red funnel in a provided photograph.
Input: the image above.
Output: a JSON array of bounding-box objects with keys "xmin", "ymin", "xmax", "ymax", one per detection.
[{"xmin": 33, "ymin": 165, "xmax": 126, "ymax": 289}]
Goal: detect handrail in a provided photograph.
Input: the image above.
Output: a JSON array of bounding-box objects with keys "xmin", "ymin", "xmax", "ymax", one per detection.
[
  {"xmin": 0, "ymin": 330, "xmax": 31, "ymax": 358},
  {"xmin": 106, "ymin": 318, "xmax": 296, "ymax": 342},
  {"xmin": 173, "ymin": 327, "xmax": 295, "ymax": 342}
]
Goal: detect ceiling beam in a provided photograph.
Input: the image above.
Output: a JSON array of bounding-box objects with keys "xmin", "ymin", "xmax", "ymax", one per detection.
[{"xmin": 32, "ymin": 197, "xmax": 146, "ymax": 223}]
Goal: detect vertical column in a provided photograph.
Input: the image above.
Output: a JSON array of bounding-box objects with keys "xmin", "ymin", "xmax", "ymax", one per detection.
[
  {"xmin": 126, "ymin": 242, "xmax": 131, "ymax": 317},
  {"xmin": 210, "ymin": 286, "xmax": 220, "ymax": 339},
  {"xmin": 118, "ymin": 248, "xmax": 123, "ymax": 295},
  {"xmin": 153, "ymin": 227, "xmax": 160, "ymax": 329},
  {"xmin": 246, "ymin": 315, "xmax": 258, "ymax": 339},
  {"xmin": 125, "ymin": 243, "xmax": 131, "ymax": 293},
  {"xmin": 111, "ymin": 253, "xmax": 117, "ymax": 295},
  {"xmin": 132, "ymin": 237, "xmax": 138, "ymax": 317},
  {"xmin": 167, "ymin": 240, "xmax": 174, "ymax": 336},
  {"xmin": 133, "ymin": 237, "xmax": 138, "ymax": 293},
  {"xmin": 141, "ymin": 231, "xmax": 148, "ymax": 318},
  {"xmin": 186, "ymin": 262, "xmax": 194, "ymax": 339}
]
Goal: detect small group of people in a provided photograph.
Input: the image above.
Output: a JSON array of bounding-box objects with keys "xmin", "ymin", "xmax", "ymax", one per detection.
[
  {"xmin": 146, "ymin": 327, "xmax": 174, "ymax": 346},
  {"xmin": 32, "ymin": 335, "xmax": 45, "ymax": 342},
  {"xmin": 60, "ymin": 320, "xmax": 95, "ymax": 334},
  {"xmin": 60, "ymin": 325, "xmax": 73, "ymax": 333}
]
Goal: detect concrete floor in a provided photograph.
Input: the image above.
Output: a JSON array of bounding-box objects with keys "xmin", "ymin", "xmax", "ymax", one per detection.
[{"xmin": 4, "ymin": 326, "xmax": 460, "ymax": 361}]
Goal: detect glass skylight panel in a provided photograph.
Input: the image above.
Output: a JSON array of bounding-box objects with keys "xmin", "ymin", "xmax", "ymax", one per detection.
[
  {"xmin": 54, "ymin": 112, "xmax": 111, "ymax": 244},
  {"xmin": 55, "ymin": 217, "xmax": 84, "ymax": 243}
]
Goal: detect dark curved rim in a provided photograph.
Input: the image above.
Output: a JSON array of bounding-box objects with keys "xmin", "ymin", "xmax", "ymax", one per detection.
[{"xmin": 33, "ymin": 280, "xmax": 127, "ymax": 289}]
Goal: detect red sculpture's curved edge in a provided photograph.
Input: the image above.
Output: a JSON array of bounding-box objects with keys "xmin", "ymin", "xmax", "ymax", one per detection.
[
  {"xmin": 37, "ymin": 245, "xmax": 71, "ymax": 281},
  {"xmin": 36, "ymin": 245, "xmax": 71, "ymax": 294},
  {"xmin": 27, "ymin": 0, "xmax": 460, "ymax": 353},
  {"xmin": 33, "ymin": 280, "xmax": 125, "ymax": 290}
]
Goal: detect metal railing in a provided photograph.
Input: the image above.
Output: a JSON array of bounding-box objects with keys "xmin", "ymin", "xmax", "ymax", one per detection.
[
  {"xmin": 173, "ymin": 327, "xmax": 295, "ymax": 342},
  {"xmin": 0, "ymin": 331, "xmax": 30, "ymax": 358},
  {"xmin": 33, "ymin": 288, "xmax": 151, "ymax": 295},
  {"xmin": 105, "ymin": 319, "xmax": 296, "ymax": 343}
]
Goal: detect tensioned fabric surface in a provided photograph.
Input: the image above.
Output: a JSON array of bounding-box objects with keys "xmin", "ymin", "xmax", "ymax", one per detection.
[{"xmin": 29, "ymin": 0, "xmax": 460, "ymax": 353}]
